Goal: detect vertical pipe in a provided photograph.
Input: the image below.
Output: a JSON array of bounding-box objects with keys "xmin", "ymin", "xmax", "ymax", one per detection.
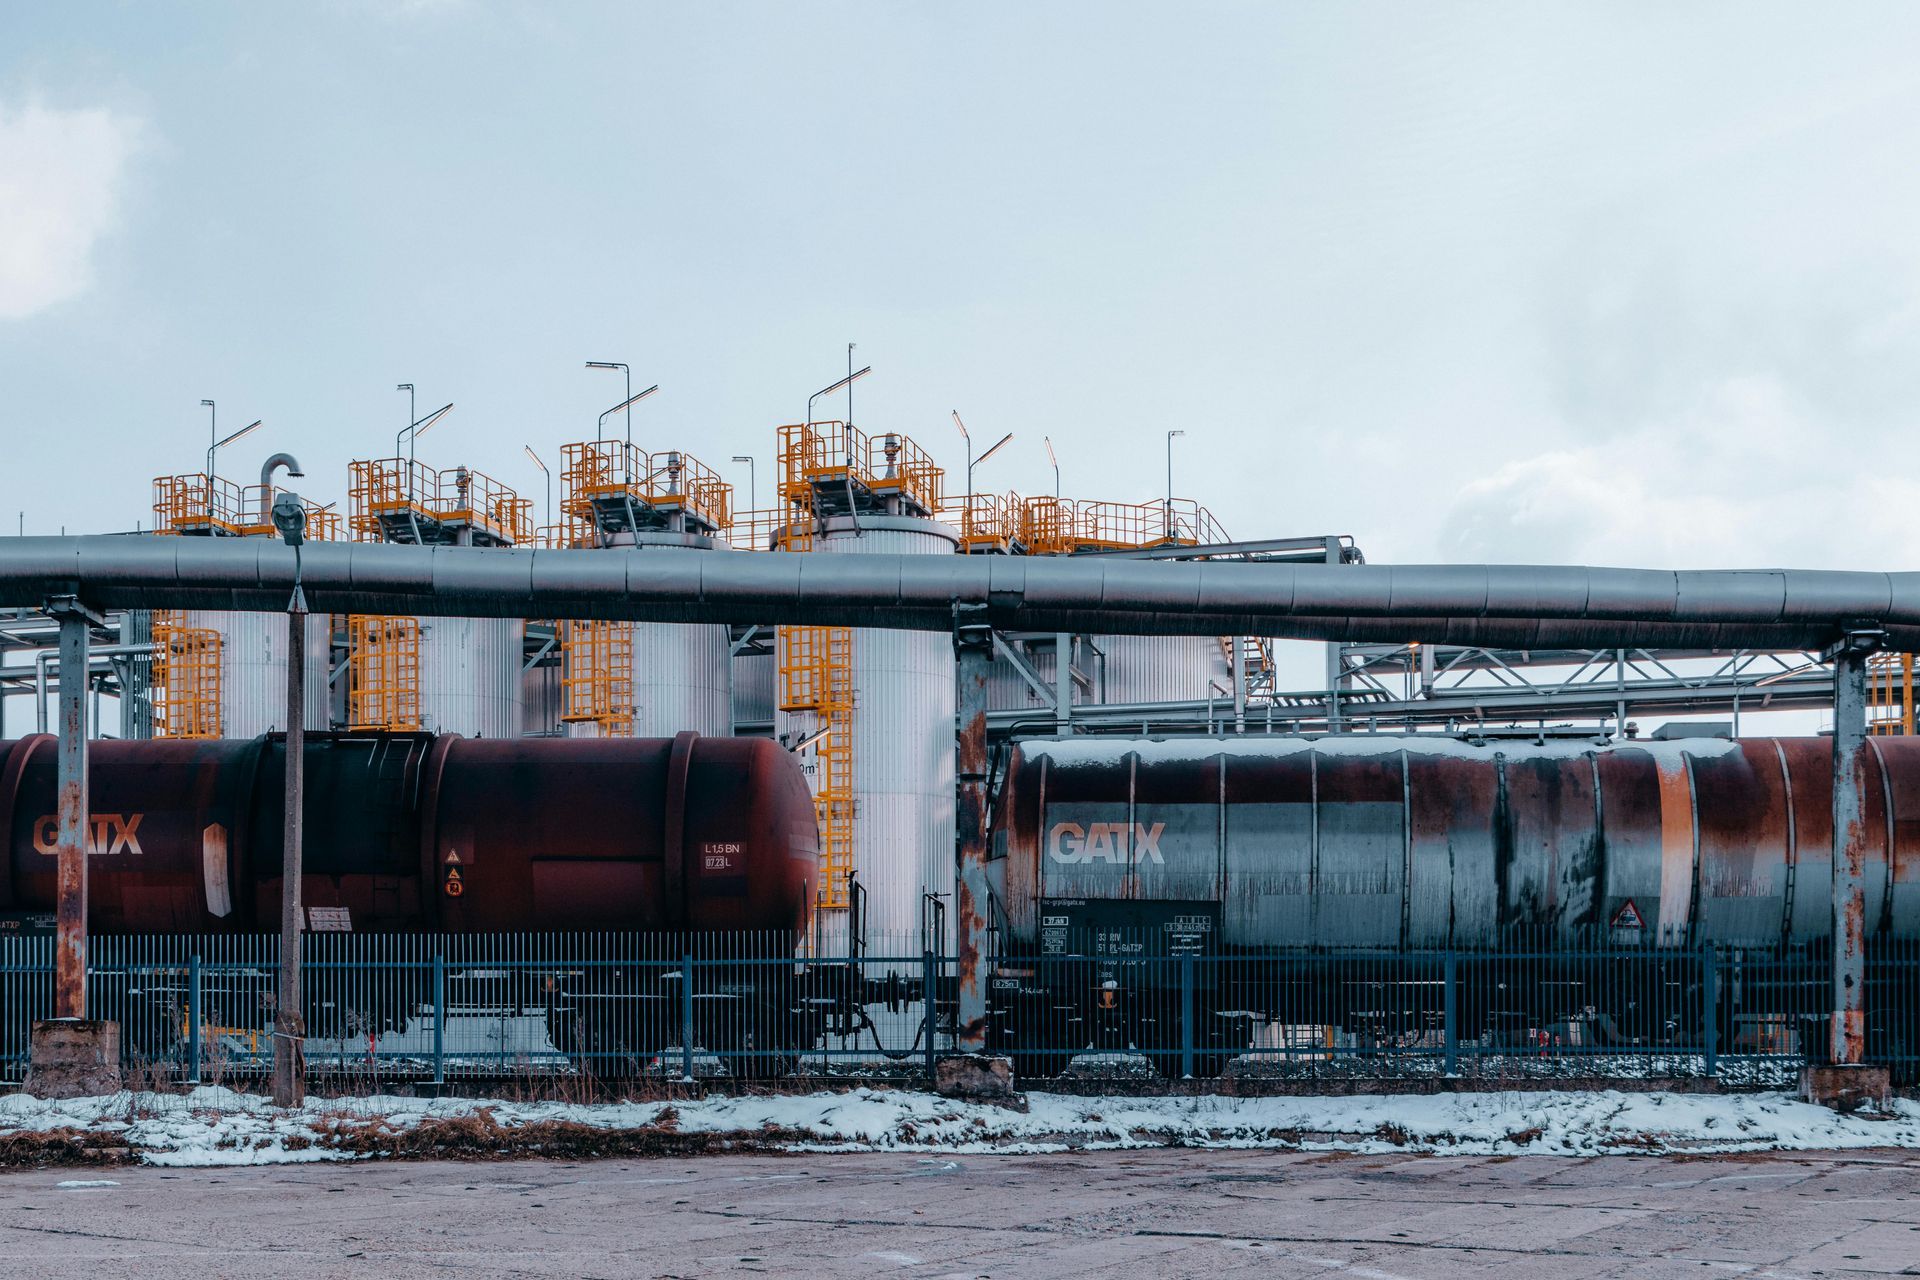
[
  {"xmin": 922, "ymin": 949, "xmax": 936, "ymax": 1082},
  {"xmin": 1054, "ymin": 633, "xmax": 1072, "ymax": 736},
  {"xmin": 51, "ymin": 600, "xmax": 90, "ymax": 1020},
  {"xmin": 274, "ymin": 603, "xmax": 307, "ymax": 1106},
  {"xmin": 1443, "ymin": 951, "xmax": 1458, "ymax": 1076},
  {"xmin": 1703, "ymin": 944, "xmax": 1718, "ymax": 1077},
  {"xmin": 1324, "ymin": 538, "xmax": 1343, "ymax": 732},
  {"xmin": 1180, "ymin": 951, "xmax": 1195, "ymax": 1079},
  {"xmin": 1232, "ymin": 640, "xmax": 1246, "ymax": 734},
  {"xmin": 188, "ymin": 952, "xmax": 202, "ymax": 1085},
  {"xmin": 432, "ymin": 949, "xmax": 446, "ymax": 1087},
  {"xmin": 680, "ymin": 950, "xmax": 695, "ymax": 1083},
  {"xmin": 1831, "ymin": 645, "xmax": 1870, "ymax": 1066},
  {"xmin": 953, "ymin": 606, "xmax": 993, "ymax": 1052}
]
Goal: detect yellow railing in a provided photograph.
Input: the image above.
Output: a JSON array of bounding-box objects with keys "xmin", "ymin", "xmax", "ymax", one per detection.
[
  {"xmin": 779, "ymin": 624, "xmax": 855, "ymax": 907},
  {"xmin": 1020, "ymin": 497, "xmax": 1227, "ymax": 554},
  {"xmin": 346, "ymin": 615, "xmax": 422, "ymax": 731},
  {"xmin": 560, "ymin": 619, "xmax": 634, "ymax": 736},
  {"xmin": 559, "ymin": 441, "xmax": 733, "ymax": 534},
  {"xmin": 152, "ymin": 475, "xmax": 341, "ymax": 541},
  {"xmin": 348, "ymin": 458, "xmax": 531, "ymax": 546},
  {"xmin": 776, "ymin": 421, "xmax": 944, "ymax": 543},
  {"xmin": 1870, "ymin": 651, "xmax": 1913, "ymax": 736},
  {"xmin": 939, "ymin": 491, "xmax": 1026, "ymax": 552},
  {"xmin": 151, "ymin": 611, "xmax": 222, "ymax": 739}
]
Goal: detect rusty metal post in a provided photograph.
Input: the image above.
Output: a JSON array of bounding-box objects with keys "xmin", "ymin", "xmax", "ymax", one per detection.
[
  {"xmin": 271, "ymin": 509, "xmax": 309, "ymax": 1108},
  {"xmin": 1828, "ymin": 632, "xmax": 1878, "ymax": 1066},
  {"xmin": 953, "ymin": 604, "xmax": 994, "ymax": 1052},
  {"xmin": 47, "ymin": 596, "xmax": 98, "ymax": 1020}
]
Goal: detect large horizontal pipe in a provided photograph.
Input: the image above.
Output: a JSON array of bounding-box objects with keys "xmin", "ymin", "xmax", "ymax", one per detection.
[{"xmin": 1, "ymin": 536, "xmax": 1917, "ymax": 651}]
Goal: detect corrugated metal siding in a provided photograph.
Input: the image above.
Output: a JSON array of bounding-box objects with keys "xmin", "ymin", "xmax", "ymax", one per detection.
[
  {"xmin": 1095, "ymin": 635, "xmax": 1224, "ymax": 704},
  {"xmin": 183, "ymin": 609, "xmax": 331, "ymax": 736},
  {"xmin": 417, "ymin": 616, "xmax": 523, "ymax": 738},
  {"xmin": 731, "ymin": 648, "xmax": 774, "ymax": 731}
]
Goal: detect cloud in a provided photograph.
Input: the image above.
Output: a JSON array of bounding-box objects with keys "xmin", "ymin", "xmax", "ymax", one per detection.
[
  {"xmin": 0, "ymin": 99, "xmax": 142, "ymax": 322},
  {"xmin": 1437, "ymin": 373, "xmax": 1920, "ymax": 571}
]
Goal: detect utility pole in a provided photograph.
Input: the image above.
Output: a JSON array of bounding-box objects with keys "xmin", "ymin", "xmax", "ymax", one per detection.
[{"xmin": 270, "ymin": 488, "xmax": 309, "ymax": 1107}]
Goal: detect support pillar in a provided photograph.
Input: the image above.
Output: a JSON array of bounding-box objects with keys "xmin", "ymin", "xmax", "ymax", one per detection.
[
  {"xmin": 1805, "ymin": 626, "xmax": 1892, "ymax": 1110},
  {"xmin": 952, "ymin": 605, "xmax": 994, "ymax": 1053},
  {"xmin": 1830, "ymin": 640, "xmax": 1870, "ymax": 1066},
  {"xmin": 273, "ymin": 590, "xmax": 308, "ymax": 1106},
  {"xmin": 25, "ymin": 596, "xmax": 121, "ymax": 1100},
  {"xmin": 48, "ymin": 596, "xmax": 98, "ymax": 1019}
]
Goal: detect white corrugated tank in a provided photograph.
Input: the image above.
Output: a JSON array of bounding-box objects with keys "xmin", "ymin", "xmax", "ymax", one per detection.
[
  {"xmin": 182, "ymin": 609, "xmax": 331, "ymax": 736},
  {"xmin": 777, "ymin": 515, "xmax": 957, "ymax": 955},
  {"xmin": 1094, "ymin": 634, "xmax": 1229, "ymax": 704},
  {"xmin": 730, "ymin": 647, "xmax": 774, "ymax": 733},
  {"xmin": 564, "ymin": 534, "xmax": 733, "ymax": 739},
  {"xmin": 417, "ymin": 616, "xmax": 524, "ymax": 738},
  {"xmin": 521, "ymin": 659, "xmax": 562, "ymax": 737}
]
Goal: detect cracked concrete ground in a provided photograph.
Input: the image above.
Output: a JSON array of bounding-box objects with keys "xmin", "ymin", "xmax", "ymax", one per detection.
[{"xmin": 1, "ymin": 1149, "xmax": 1919, "ymax": 1278}]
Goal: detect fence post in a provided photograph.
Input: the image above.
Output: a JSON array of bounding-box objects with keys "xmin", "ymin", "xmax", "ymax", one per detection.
[
  {"xmin": 1703, "ymin": 944, "xmax": 1718, "ymax": 1078},
  {"xmin": 188, "ymin": 952, "xmax": 202, "ymax": 1086},
  {"xmin": 680, "ymin": 951, "xmax": 695, "ymax": 1084},
  {"xmin": 922, "ymin": 950, "xmax": 937, "ymax": 1083},
  {"xmin": 432, "ymin": 950, "xmax": 446, "ymax": 1088},
  {"xmin": 1180, "ymin": 952, "xmax": 1195, "ymax": 1079},
  {"xmin": 1443, "ymin": 951, "xmax": 1458, "ymax": 1076}
]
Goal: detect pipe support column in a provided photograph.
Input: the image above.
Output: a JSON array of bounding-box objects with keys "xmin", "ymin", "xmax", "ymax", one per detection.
[
  {"xmin": 953, "ymin": 605, "xmax": 993, "ymax": 1052},
  {"xmin": 1828, "ymin": 629, "xmax": 1882, "ymax": 1066},
  {"xmin": 47, "ymin": 596, "xmax": 99, "ymax": 1020}
]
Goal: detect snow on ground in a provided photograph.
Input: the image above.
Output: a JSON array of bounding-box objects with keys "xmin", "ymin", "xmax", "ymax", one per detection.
[{"xmin": 0, "ymin": 1086, "xmax": 1917, "ymax": 1166}]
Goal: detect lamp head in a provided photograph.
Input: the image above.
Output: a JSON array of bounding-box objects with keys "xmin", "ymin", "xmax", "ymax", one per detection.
[{"xmin": 271, "ymin": 493, "xmax": 308, "ymax": 547}]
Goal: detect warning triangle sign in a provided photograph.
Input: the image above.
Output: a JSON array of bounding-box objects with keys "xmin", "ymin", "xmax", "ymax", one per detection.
[
  {"xmin": 445, "ymin": 850, "xmax": 462, "ymax": 865},
  {"xmin": 445, "ymin": 867, "xmax": 462, "ymax": 883},
  {"xmin": 1611, "ymin": 899, "xmax": 1644, "ymax": 929}
]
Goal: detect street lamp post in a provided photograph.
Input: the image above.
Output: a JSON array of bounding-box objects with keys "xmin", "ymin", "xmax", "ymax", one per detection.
[
  {"xmin": 395, "ymin": 388, "xmax": 454, "ymax": 502},
  {"xmin": 951, "ymin": 411, "xmax": 1012, "ymax": 513},
  {"xmin": 268, "ymin": 467, "xmax": 309, "ymax": 1109},
  {"xmin": 1165, "ymin": 429, "xmax": 1187, "ymax": 542},
  {"xmin": 585, "ymin": 362, "xmax": 632, "ymax": 448},
  {"xmin": 731, "ymin": 456, "xmax": 756, "ymax": 515},
  {"xmin": 524, "ymin": 446, "xmax": 551, "ymax": 535},
  {"xmin": 1045, "ymin": 436, "xmax": 1060, "ymax": 501},
  {"xmin": 201, "ymin": 400, "xmax": 261, "ymax": 527}
]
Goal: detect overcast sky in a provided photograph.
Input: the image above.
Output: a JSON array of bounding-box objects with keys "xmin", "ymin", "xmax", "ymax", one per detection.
[{"xmin": 5, "ymin": 2, "xmax": 1920, "ymax": 579}]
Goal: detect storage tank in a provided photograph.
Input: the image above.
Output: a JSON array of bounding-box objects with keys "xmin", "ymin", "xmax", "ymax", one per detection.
[
  {"xmin": 777, "ymin": 514, "xmax": 958, "ymax": 953},
  {"xmin": 731, "ymin": 646, "xmax": 775, "ymax": 734},
  {"xmin": 147, "ymin": 474, "xmax": 336, "ymax": 739},
  {"xmin": 170, "ymin": 609, "xmax": 332, "ymax": 736},
  {"xmin": 565, "ymin": 533, "xmax": 732, "ymax": 739},
  {"xmin": 344, "ymin": 457, "xmax": 528, "ymax": 739},
  {"xmin": 994, "ymin": 734, "xmax": 1920, "ymax": 952}
]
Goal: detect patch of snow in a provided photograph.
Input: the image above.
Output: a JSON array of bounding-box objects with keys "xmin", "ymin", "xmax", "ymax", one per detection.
[
  {"xmin": 1023, "ymin": 734, "xmax": 1745, "ymax": 769},
  {"xmin": 0, "ymin": 1085, "xmax": 1916, "ymax": 1165},
  {"xmin": 54, "ymin": 1179, "xmax": 118, "ymax": 1188}
]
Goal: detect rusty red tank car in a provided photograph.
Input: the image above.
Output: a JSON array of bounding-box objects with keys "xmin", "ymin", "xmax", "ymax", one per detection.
[{"xmin": 0, "ymin": 731, "xmax": 818, "ymax": 938}]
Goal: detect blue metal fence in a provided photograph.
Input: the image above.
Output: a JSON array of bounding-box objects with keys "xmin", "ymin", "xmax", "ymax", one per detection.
[{"xmin": 0, "ymin": 932, "xmax": 1909, "ymax": 1089}]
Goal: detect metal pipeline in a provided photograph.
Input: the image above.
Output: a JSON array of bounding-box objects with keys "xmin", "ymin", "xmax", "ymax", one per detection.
[{"xmin": 2, "ymin": 536, "xmax": 1919, "ymax": 651}]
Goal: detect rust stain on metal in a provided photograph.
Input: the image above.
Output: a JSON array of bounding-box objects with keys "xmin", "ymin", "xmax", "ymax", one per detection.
[{"xmin": 952, "ymin": 610, "xmax": 994, "ymax": 1053}]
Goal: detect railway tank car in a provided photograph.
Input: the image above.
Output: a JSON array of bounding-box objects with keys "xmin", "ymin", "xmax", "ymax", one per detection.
[
  {"xmin": 987, "ymin": 735, "xmax": 1920, "ymax": 1076},
  {"xmin": 0, "ymin": 731, "xmax": 820, "ymax": 1073}
]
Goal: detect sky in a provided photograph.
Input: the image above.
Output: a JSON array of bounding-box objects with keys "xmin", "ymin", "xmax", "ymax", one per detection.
[{"xmin": 4, "ymin": 4, "xmax": 1920, "ymax": 585}]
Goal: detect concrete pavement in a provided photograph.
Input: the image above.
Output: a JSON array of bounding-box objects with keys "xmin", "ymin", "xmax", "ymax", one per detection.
[{"xmin": 1, "ymin": 1148, "xmax": 1918, "ymax": 1277}]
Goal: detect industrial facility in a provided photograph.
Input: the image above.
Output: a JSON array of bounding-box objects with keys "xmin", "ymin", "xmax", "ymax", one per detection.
[{"xmin": 0, "ymin": 377, "xmax": 1915, "ymax": 1098}]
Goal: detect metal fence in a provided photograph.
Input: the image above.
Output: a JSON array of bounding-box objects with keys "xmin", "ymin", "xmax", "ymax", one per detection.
[{"xmin": 1, "ymin": 932, "xmax": 1914, "ymax": 1090}]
